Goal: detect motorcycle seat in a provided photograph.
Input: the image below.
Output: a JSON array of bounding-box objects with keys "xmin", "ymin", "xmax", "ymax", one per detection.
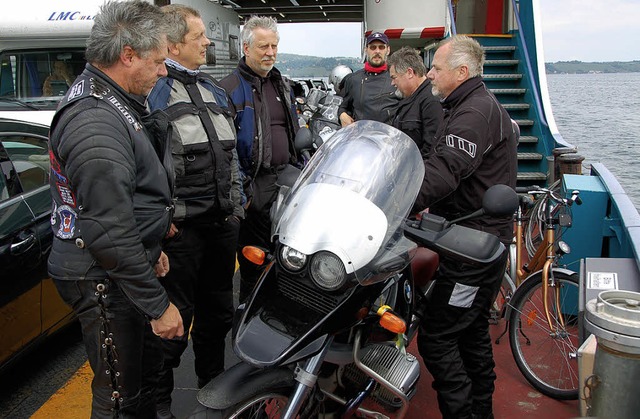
[{"xmin": 409, "ymin": 247, "xmax": 439, "ymax": 287}]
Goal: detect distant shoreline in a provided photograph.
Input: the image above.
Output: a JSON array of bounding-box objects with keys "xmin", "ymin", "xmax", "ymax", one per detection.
[
  {"xmin": 277, "ymin": 53, "xmax": 640, "ymax": 77},
  {"xmin": 545, "ymin": 60, "xmax": 640, "ymax": 74}
]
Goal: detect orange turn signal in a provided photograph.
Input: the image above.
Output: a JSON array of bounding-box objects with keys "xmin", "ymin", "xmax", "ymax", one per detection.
[
  {"xmin": 242, "ymin": 246, "xmax": 266, "ymax": 266},
  {"xmin": 379, "ymin": 311, "xmax": 406, "ymax": 334},
  {"xmin": 376, "ymin": 305, "xmax": 407, "ymax": 334}
]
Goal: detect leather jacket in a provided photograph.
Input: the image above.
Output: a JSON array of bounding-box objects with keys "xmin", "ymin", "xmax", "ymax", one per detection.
[
  {"xmin": 413, "ymin": 76, "xmax": 518, "ymax": 242},
  {"xmin": 48, "ymin": 64, "xmax": 173, "ymax": 320},
  {"xmin": 220, "ymin": 58, "xmax": 299, "ymax": 182},
  {"xmin": 392, "ymin": 79, "xmax": 442, "ymax": 156},
  {"xmin": 338, "ymin": 67, "xmax": 399, "ymax": 125}
]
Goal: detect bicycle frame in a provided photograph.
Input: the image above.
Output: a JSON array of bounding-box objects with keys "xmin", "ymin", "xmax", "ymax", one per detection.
[{"xmin": 500, "ymin": 187, "xmax": 581, "ymax": 326}]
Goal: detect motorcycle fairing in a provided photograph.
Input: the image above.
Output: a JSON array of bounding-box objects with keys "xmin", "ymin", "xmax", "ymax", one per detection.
[
  {"xmin": 277, "ymin": 182, "xmax": 388, "ymax": 273},
  {"xmin": 272, "ymin": 120, "xmax": 425, "ymax": 286}
]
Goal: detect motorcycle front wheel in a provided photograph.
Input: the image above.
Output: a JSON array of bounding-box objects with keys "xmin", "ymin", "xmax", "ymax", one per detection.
[{"xmin": 192, "ymin": 388, "xmax": 323, "ymax": 419}]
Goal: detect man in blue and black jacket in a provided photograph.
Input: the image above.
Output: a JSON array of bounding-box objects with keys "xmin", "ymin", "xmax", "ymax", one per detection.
[{"xmin": 220, "ymin": 15, "xmax": 300, "ymax": 303}]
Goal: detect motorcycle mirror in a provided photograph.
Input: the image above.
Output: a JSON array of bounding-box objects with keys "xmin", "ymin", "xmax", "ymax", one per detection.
[
  {"xmin": 294, "ymin": 126, "xmax": 313, "ymax": 152},
  {"xmin": 450, "ymin": 184, "xmax": 518, "ymax": 225},
  {"xmin": 482, "ymin": 184, "xmax": 519, "ymax": 217}
]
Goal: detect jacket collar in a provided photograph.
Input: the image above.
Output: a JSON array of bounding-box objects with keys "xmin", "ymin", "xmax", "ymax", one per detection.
[
  {"xmin": 85, "ymin": 63, "xmax": 147, "ymax": 115},
  {"xmin": 442, "ymin": 76, "xmax": 483, "ymax": 110},
  {"xmin": 238, "ymin": 57, "xmax": 283, "ymax": 86}
]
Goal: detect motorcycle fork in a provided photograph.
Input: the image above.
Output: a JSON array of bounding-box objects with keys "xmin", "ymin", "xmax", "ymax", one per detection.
[{"xmin": 282, "ymin": 336, "xmax": 334, "ymax": 418}]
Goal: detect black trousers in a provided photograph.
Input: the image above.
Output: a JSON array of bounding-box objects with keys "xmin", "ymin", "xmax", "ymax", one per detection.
[
  {"xmin": 237, "ymin": 171, "xmax": 280, "ymax": 302},
  {"xmin": 157, "ymin": 216, "xmax": 239, "ymax": 407},
  {"xmin": 417, "ymin": 250, "xmax": 507, "ymax": 419},
  {"xmin": 54, "ymin": 278, "xmax": 163, "ymax": 419}
]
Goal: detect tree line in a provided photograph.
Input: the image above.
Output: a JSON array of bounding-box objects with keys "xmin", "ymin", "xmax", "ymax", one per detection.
[{"xmin": 277, "ymin": 53, "xmax": 640, "ymax": 76}]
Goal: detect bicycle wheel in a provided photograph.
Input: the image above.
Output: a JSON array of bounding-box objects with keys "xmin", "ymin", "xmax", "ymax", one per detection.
[{"xmin": 507, "ymin": 271, "xmax": 580, "ymax": 400}]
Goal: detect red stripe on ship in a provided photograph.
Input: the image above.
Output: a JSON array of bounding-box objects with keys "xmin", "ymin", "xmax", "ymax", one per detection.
[{"xmin": 365, "ymin": 27, "xmax": 445, "ymax": 39}]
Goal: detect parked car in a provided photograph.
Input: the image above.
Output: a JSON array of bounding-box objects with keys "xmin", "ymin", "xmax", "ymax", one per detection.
[{"xmin": 0, "ymin": 117, "xmax": 74, "ymax": 371}]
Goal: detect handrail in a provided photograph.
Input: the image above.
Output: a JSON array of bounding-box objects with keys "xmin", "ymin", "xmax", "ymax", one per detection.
[
  {"xmin": 447, "ymin": 0, "xmax": 457, "ymax": 36},
  {"xmin": 510, "ymin": 0, "xmax": 548, "ymax": 129}
]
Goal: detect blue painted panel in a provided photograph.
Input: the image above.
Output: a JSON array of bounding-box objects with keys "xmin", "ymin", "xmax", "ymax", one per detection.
[{"xmin": 560, "ymin": 175, "xmax": 609, "ymax": 269}]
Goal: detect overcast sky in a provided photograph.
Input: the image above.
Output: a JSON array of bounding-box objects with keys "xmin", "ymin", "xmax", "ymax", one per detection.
[{"xmin": 275, "ymin": 0, "xmax": 640, "ymax": 62}]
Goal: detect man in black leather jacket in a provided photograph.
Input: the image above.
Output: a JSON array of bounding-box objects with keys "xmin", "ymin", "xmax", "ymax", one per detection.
[
  {"xmin": 338, "ymin": 32, "xmax": 399, "ymax": 126},
  {"xmin": 48, "ymin": 2, "xmax": 183, "ymax": 417},
  {"xmin": 413, "ymin": 35, "xmax": 518, "ymax": 419},
  {"xmin": 388, "ymin": 46, "xmax": 442, "ymax": 156}
]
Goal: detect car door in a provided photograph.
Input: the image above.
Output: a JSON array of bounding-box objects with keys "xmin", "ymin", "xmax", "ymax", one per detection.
[
  {"xmin": 0, "ymin": 119, "xmax": 70, "ymax": 367},
  {"xmin": 0, "ymin": 136, "xmax": 43, "ymax": 365}
]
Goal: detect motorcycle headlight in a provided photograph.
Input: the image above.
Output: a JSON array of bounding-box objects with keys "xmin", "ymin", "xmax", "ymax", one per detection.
[
  {"xmin": 310, "ymin": 251, "xmax": 347, "ymax": 291},
  {"xmin": 280, "ymin": 245, "xmax": 307, "ymax": 272}
]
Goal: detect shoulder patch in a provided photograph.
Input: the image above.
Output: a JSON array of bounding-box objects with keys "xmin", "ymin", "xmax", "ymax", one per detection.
[
  {"xmin": 446, "ymin": 134, "xmax": 477, "ymax": 158},
  {"xmin": 67, "ymin": 80, "xmax": 84, "ymax": 101}
]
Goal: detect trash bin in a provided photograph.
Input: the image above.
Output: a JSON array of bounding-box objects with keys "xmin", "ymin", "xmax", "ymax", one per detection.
[{"xmin": 584, "ymin": 290, "xmax": 640, "ymax": 419}]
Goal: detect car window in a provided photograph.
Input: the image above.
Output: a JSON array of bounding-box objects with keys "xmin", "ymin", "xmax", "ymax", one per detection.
[{"xmin": 0, "ymin": 135, "xmax": 49, "ymax": 194}]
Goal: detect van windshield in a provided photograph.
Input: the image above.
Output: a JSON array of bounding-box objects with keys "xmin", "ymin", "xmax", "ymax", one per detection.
[{"xmin": 0, "ymin": 49, "xmax": 86, "ymax": 110}]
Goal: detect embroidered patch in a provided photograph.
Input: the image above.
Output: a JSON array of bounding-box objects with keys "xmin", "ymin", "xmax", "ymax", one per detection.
[
  {"xmin": 67, "ymin": 80, "xmax": 84, "ymax": 101},
  {"xmin": 56, "ymin": 183, "xmax": 76, "ymax": 206},
  {"xmin": 50, "ymin": 202, "xmax": 57, "ymax": 225},
  {"xmin": 448, "ymin": 282, "xmax": 479, "ymax": 308},
  {"xmin": 446, "ymin": 134, "xmax": 477, "ymax": 158},
  {"xmin": 108, "ymin": 95, "xmax": 142, "ymax": 131},
  {"xmin": 49, "ymin": 150, "xmax": 68, "ymax": 183},
  {"xmin": 56, "ymin": 205, "xmax": 77, "ymax": 239}
]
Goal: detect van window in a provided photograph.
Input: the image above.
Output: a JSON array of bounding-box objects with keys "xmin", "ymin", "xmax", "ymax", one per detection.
[{"xmin": 0, "ymin": 49, "xmax": 85, "ymax": 110}]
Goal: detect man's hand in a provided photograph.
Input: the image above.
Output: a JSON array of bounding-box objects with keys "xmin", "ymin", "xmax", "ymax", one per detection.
[
  {"xmin": 165, "ymin": 223, "xmax": 179, "ymax": 239},
  {"xmin": 151, "ymin": 302, "xmax": 184, "ymax": 339},
  {"xmin": 154, "ymin": 251, "xmax": 170, "ymax": 277},
  {"xmin": 339, "ymin": 112, "xmax": 354, "ymax": 127}
]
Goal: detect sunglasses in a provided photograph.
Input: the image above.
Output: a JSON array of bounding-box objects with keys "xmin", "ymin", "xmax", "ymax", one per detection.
[{"xmin": 368, "ymin": 44, "xmax": 387, "ymax": 51}]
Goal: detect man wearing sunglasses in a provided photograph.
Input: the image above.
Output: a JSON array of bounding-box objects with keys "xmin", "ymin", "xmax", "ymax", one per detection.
[{"xmin": 338, "ymin": 32, "xmax": 399, "ymax": 126}]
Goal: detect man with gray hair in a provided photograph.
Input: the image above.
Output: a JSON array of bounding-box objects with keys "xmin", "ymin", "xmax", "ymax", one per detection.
[
  {"xmin": 147, "ymin": 5, "xmax": 244, "ymax": 417},
  {"xmin": 413, "ymin": 35, "xmax": 518, "ymax": 419},
  {"xmin": 388, "ymin": 46, "xmax": 442, "ymax": 155},
  {"xmin": 47, "ymin": 1, "xmax": 183, "ymax": 417},
  {"xmin": 220, "ymin": 16, "xmax": 300, "ymax": 302}
]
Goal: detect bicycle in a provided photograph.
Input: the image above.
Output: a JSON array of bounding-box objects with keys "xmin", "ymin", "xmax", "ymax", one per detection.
[{"xmin": 491, "ymin": 185, "xmax": 582, "ymax": 400}]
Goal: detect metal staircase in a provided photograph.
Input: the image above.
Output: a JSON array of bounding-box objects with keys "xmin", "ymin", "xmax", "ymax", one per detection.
[{"xmin": 477, "ymin": 36, "xmax": 549, "ymax": 187}]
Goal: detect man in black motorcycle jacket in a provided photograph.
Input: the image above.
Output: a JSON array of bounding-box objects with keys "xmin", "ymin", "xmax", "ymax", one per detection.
[
  {"xmin": 338, "ymin": 32, "xmax": 399, "ymax": 126},
  {"xmin": 47, "ymin": 1, "xmax": 183, "ymax": 418},
  {"xmin": 413, "ymin": 36, "xmax": 518, "ymax": 419},
  {"xmin": 146, "ymin": 5, "xmax": 244, "ymax": 418}
]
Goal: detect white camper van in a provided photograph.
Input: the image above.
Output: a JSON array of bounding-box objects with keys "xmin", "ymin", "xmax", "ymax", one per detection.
[{"xmin": 0, "ymin": 0, "xmax": 240, "ymax": 125}]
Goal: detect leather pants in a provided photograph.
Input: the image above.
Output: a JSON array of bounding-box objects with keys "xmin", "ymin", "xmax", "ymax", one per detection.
[{"xmin": 54, "ymin": 278, "xmax": 163, "ymax": 419}]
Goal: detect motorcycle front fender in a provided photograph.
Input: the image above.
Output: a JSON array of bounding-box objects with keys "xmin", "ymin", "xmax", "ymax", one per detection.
[{"xmin": 197, "ymin": 362, "xmax": 295, "ymax": 410}]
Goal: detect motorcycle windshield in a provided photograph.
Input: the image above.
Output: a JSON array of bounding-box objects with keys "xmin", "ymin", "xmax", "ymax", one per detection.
[{"xmin": 273, "ymin": 120, "xmax": 425, "ymax": 285}]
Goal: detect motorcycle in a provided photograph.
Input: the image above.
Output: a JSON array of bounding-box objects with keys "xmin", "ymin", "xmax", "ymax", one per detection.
[
  {"xmin": 295, "ymin": 88, "xmax": 343, "ymax": 162},
  {"xmin": 193, "ymin": 120, "xmax": 518, "ymax": 418}
]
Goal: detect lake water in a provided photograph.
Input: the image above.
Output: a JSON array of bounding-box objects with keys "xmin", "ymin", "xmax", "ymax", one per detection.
[{"xmin": 546, "ymin": 72, "xmax": 640, "ymax": 209}]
